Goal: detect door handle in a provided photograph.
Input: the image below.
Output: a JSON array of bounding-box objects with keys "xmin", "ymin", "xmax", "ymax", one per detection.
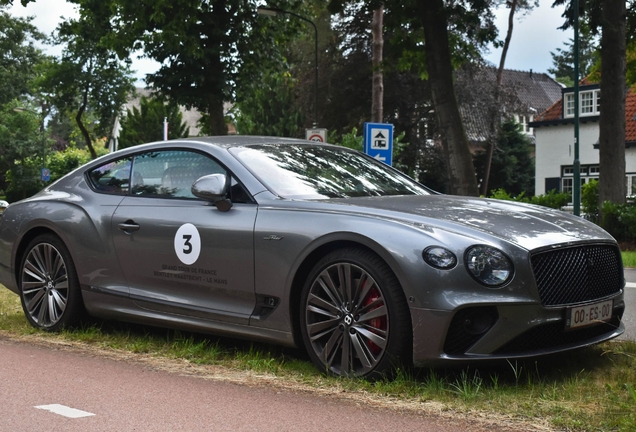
[{"xmin": 118, "ymin": 220, "xmax": 140, "ymax": 233}]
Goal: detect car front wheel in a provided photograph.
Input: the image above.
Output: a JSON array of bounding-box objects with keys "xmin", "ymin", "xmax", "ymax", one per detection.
[
  {"xmin": 19, "ymin": 234, "xmax": 85, "ymax": 331},
  {"xmin": 300, "ymin": 248, "xmax": 411, "ymax": 378}
]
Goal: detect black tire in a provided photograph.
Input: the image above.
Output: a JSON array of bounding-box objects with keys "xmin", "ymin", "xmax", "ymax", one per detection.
[
  {"xmin": 19, "ymin": 234, "xmax": 86, "ymax": 331},
  {"xmin": 299, "ymin": 248, "xmax": 411, "ymax": 379}
]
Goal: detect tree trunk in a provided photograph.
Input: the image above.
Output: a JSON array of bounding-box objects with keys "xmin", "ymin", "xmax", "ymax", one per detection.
[
  {"xmin": 371, "ymin": 6, "xmax": 384, "ymax": 123},
  {"xmin": 207, "ymin": 95, "xmax": 227, "ymax": 135},
  {"xmin": 481, "ymin": 0, "xmax": 517, "ymax": 196},
  {"xmin": 418, "ymin": 0, "xmax": 478, "ymax": 196},
  {"xmin": 77, "ymin": 83, "xmax": 97, "ymax": 159},
  {"xmin": 598, "ymin": 0, "xmax": 626, "ymax": 207}
]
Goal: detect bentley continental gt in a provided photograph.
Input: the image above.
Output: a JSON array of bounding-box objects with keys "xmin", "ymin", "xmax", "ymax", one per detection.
[{"xmin": 0, "ymin": 136, "xmax": 625, "ymax": 378}]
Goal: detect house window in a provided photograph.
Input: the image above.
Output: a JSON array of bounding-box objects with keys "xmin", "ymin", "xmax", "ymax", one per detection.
[
  {"xmin": 562, "ymin": 166, "xmax": 635, "ymax": 200},
  {"xmin": 516, "ymin": 114, "xmax": 534, "ymax": 134},
  {"xmin": 562, "ymin": 177, "xmax": 573, "ymax": 195},
  {"xmin": 628, "ymin": 175, "xmax": 636, "ymax": 197},
  {"xmin": 564, "ymin": 90, "xmax": 601, "ymax": 118},
  {"xmin": 565, "ymin": 94, "xmax": 575, "ymax": 117}
]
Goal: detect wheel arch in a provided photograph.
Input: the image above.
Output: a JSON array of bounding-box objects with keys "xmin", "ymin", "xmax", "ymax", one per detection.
[
  {"xmin": 288, "ymin": 235, "xmax": 413, "ymax": 349},
  {"xmin": 14, "ymin": 226, "xmax": 63, "ymax": 285}
]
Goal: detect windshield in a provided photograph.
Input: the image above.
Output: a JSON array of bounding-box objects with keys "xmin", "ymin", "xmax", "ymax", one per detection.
[{"xmin": 230, "ymin": 144, "xmax": 431, "ymax": 199}]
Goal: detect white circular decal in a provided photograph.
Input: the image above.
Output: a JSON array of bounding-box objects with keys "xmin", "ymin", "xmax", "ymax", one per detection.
[{"xmin": 174, "ymin": 223, "xmax": 201, "ymax": 265}]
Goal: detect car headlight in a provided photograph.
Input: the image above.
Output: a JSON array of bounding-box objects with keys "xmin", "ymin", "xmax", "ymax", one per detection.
[
  {"xmin": 465, "ymin": 245, "xmax": 513, "ymax": 287},
  {"xmin": 423, "ymin": 246, "xmax": 457, "ymax": 270}
]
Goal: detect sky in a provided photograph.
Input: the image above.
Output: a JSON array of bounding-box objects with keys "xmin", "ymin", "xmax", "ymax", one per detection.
[{"xmin": 8, "ymin": 0, "xmax": 572, "ymax": 83}]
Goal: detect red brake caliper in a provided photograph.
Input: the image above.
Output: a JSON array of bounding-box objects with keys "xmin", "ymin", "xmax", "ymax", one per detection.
[{"xmin": 362, "ymin": 287, "xmax": 386, "ymax": 355}]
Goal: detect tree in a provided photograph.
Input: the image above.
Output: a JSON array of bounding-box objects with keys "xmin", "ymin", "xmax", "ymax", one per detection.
[
  {"xmin": 329, "ymin": 0, "xmax": 499, "ymax": 196},
  {"xmin": 38, "ymin": 2, "xmax": 135, "ymax": 159},
  {"xmin": 0, "ymin": 101, "xmax": 51, "ymax": 201},
  {"xmin": 371, "ymin": 5, "xmax": 384, "ymax": 123},
  {"xmin": 118, "ymin": 95, "xmax": 190, "ymax": 149},
  {"xmin": 553, "ymin": 0, "xmax": 632, "ymax": 207},
  {"xmin": 78, "ymin": 0, "xmax": 301, "ymax": 136},
  {"xmin": 232, "ymin": 70, "xmax": 303, "ymax": 137},
  {"xmin": 480, "ymin": 0, "xmax": 538, "ymax": 196},
  {"xmin": 548, "ymin": 24, "xmax": 597, "ymax": 86},
  {"xmin": 474, "ymin": 118, "xmax": 535, "ymax": 196},
  {"xmin": 0, "ymin": 7, "xmax": 46, "ymax": 106}
]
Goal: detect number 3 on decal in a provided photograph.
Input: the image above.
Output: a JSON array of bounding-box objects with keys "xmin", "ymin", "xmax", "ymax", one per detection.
[
  {"xmin": 183, "ymin": 234, "xmax": 193, "ymax": 254},
  {"xmin": 174, "ymin": 224, "xmax": 201, "ymax": 265}
]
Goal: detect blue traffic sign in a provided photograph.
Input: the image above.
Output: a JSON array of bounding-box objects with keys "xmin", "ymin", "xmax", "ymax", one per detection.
[
  {"xmin": 364, "ymin": 123, "xmax": 393, "ymax": 166},
  {"xmin": 41, "ymin": 168, "xmax": 50, "ymax": 182}
]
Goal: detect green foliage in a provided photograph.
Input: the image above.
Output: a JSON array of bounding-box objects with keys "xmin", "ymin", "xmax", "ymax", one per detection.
[
  {"xmin": 489, "ymin": 188, "xmax": 570, "ymax": 210},
  {"xmin": 90, "ymin": 0, "xmax": 302, "ymax": 135},
  {"xmin": 233, "ymin": 71, "xmax": 303, "ymax": 137},
  {"xmin": 36, "ymin": 2, "xmax": 135, "ymax": 158},
  {"xmin": 0, "ymin": 8, "xmax": 46, "ymax": 106},
  {"xmin": 582, "ymin": 179, "xmax": 599, "ymax": 222},
  {"xmin": 600, "ymin": 201, "xmax": 636, "ymax": 243},
  {"xmin": 474, "ymin": 119, "xmax": 535, "ymax": 197},
  {"xmin": 530, "ymin": 190, "xmax": 571, "ymax": 209},
  {"xmin": 548, "ymin": 24, "xmax": 598, "ymax": 84},
  {"xmin": 46, "ymin": 146, "xmax": 105, "ymax": 183},
  {"xmin": 118, "ymin": 95, "xmax": 190, "ymax": 149},
  {"xmin": 0, "ymin": 101, "xmax": 51, "ymax": 202},
  {"xmin": 331, "ymin": 128, "xmax": 363, "ymax": 151}
]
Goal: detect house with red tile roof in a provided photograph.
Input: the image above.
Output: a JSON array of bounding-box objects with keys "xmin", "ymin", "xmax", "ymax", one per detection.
[{"xmin": 530, "ymin": 81, "xmax": 636, "ymax": 199}]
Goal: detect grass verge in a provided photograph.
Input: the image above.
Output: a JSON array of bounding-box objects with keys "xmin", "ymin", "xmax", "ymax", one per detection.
[
  {"xmin": 1, "ymin": 285, "xmax": 634, "ymax": 431},
  {"xmin": 622, "ymin": 251, "xmax": 636, "ymax": 268}
]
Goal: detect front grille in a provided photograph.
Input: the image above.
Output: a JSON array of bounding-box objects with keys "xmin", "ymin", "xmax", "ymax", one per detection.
[
  {"xmin": 495, "ymin": 309, "xmax": 624, "ymax": 355},
  {"xmin": 531, "ymin": 244, "xmax": 623, "ymax": 306}
]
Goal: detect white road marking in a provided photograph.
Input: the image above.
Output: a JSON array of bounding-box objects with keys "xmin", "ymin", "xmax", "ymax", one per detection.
[
  {"xmin": 35, "ymin": 404, "xmax": 95, "ymax": 418},
  {"xmin": 626, "ymin": 282, "xmax": 636, "ymax": 289}
]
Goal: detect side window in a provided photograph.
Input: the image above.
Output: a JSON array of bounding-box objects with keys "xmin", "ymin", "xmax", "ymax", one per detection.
[
  {"xmin": 88, "ymin": 158, "xmax": 132, "ymax": 195},
  {"xmin": 131, "ymin": 150, "xmax": 226, "ymax": 199}
]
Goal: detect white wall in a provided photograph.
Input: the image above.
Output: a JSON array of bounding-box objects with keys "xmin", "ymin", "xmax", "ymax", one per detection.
[{"xmin": 534, "ymin": 122, "xmax": 600, "ymax": 195}]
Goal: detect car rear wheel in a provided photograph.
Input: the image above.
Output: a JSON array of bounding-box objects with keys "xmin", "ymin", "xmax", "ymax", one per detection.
[
  {"xmin": 19, "ymin": 234, "xmax": 85, "ymax": 331},
  {"xmin": 300, "ymin": 248, "xmax": 411, "ymax": 378}
]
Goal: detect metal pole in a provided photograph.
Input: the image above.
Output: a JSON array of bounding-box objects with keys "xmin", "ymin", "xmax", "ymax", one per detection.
[
  {"xmin": 257, "ymin": 7, "xmax": 318, "ymax": 127},
  {"xmin": 573, "ymin": 0, "xmax": 581, "ymax": 216}
]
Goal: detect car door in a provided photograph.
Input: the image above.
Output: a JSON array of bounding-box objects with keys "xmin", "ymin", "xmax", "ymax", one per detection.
[{"xmin": 111, "ymin": 149, "xmax": 257, "ymax": 324}]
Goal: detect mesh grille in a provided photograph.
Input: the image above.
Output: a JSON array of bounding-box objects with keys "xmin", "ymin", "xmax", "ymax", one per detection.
[{"xmin": 531, "ymin": 245, "xmax": 622, "ymax": 306}]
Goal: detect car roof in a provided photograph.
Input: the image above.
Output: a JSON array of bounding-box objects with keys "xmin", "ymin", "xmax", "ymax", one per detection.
[{"xmin": 179, "ymin": 135, "xmax": 334, "ymax": 149}]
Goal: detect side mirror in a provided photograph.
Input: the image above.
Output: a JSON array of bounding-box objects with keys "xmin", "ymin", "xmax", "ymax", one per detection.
[{"xmin": 191, "ymin": 174, "xmax": 233, "ymax": 212}]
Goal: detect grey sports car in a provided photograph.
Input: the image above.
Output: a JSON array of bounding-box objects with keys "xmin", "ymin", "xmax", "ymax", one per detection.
[{"xmin": 0, "ymin": 136, "xmax": 625, "ymax": 378}]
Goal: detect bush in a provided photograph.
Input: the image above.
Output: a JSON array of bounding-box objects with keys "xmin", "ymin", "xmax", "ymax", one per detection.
[
  {"xmin": 581, "ymin": 179, "xmax": 599, "ymax": 222},
  {"xmin": 600, "ymin": 201, "xmax": 636, "ymax": 243},
  {"xmin": 488, "ymin": 188, "xmax": 570, "ymax": 210},
  {"xmin": 529, "ymin": 190, "xmax": 571, "ymax": 209},
  {"xmin": 47, "ymin": 146, "xmax": 96, "ymax": 183}
]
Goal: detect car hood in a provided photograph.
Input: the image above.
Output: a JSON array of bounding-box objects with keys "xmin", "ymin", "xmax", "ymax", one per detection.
[{"xmin": 312, "ymin": 194, "xmax": 614, "ymax": 251}]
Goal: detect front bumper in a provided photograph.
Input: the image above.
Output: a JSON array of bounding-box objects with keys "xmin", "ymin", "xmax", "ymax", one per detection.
[{"xmin": 410, "ymin": 294, "xmax": 625, "ymax": 367}]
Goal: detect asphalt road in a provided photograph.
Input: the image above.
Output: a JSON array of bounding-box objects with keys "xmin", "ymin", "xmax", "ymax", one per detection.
[
  {"xmin": 0, "ymin": 338, "xmax": 528, "ymax": 432},
  {"xmin": 620, "ymin": 268, "xmax": 636, "ymax": 341}
]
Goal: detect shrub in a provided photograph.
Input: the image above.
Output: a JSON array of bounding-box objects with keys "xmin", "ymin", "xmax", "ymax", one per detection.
[
  {"xmin": 488, "ymin": 188, "xmax": 570, "ymax": 210},
  {"xmin": 600, "ymin": 201, "xmax": 636, "ymax": 243},
  {"xmin": 47, "ymin": 146, "xmax": 96, "ymax": 183},
  {"xmin": 581, "ymin": 179, "xmax": 599, "ymax": 222},
  {"xmin": 529, "ymin": 190, "xmax": 571, "ymax": 210}
]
